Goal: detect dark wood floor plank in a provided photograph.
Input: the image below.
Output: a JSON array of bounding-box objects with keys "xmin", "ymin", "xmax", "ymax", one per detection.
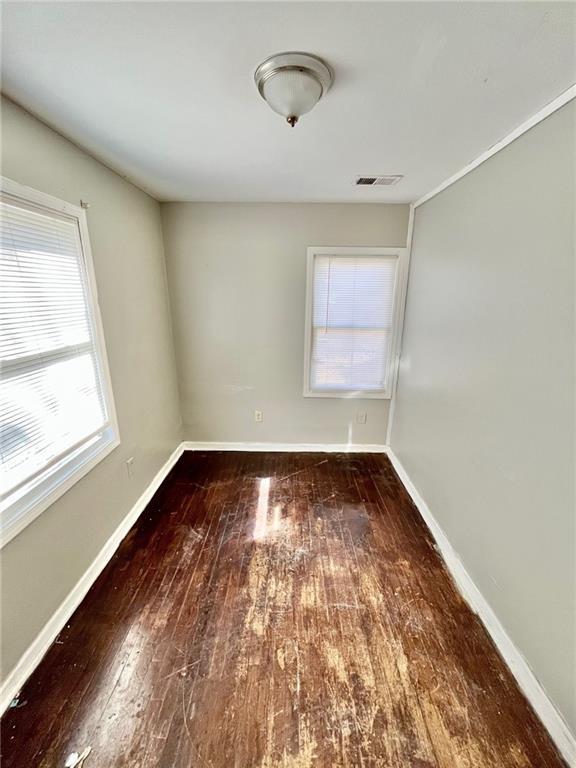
[{"xmin": 1, "ymin": 451, "xmax": 566, "ymax": 767}]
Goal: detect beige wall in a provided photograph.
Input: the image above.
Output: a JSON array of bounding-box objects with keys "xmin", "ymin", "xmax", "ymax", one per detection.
[
  {"xmin": 161, "ymin": 203, "xmax": 409, "ymax": 445},
  {"xmin": 0, "ymin": 98, "xmax": 182, "ymax": 680},
  {"xmin": 391, "ymin": 101, "xmax": 575, "ymax": 731}
]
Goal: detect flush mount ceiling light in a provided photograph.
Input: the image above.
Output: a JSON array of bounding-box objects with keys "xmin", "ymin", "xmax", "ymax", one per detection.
[{"xmin": 254, "ymin": 52, "xmax": 333, "ymax": 127}]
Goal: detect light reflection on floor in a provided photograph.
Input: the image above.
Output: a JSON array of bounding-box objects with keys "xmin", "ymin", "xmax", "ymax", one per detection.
[{"xmin": 253, "ymin": 477, "xmax": 285, "ymax": 541}]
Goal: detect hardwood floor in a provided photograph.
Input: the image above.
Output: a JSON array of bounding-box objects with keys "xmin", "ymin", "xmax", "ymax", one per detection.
[{"xmin": 1, "ymin": 452, "xmax": 566, "ymax": 767}]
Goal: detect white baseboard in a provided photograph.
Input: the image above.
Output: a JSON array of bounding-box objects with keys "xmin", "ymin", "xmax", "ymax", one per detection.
[
  {"xmin": 0, "ymin": 442, "xmax": 185, "ymax": 716},
  {"xmin": 182, "ymin": 441, "xmax": 387, "ymax": 453},
  {"xmin": 385, "ymin": 447, "xmax": 576, "ymax": 766}
]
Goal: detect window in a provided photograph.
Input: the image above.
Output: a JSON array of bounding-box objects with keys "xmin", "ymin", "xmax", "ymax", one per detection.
[
  {"xmin": 0, "ymin": 178, "xmax": 119, "ymax": 546},
  {"xmin": 303, "ymin": 247, "xmax": 405, "ymax": 398}
]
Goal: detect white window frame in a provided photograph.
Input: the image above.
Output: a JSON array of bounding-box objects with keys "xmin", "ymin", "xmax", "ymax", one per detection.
[
  {"xmin": 303, "ymin": 246, "xmax": 406, "ymax": 399},
  {"xmin": 1, "ymin": 177, "xmax": 120, "ymax": 548}
]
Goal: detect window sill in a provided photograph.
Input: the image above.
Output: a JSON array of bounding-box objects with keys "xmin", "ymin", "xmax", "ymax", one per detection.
[
  {"xmin": 303, "ymin": 389, "xmax": 391, "ymax": 399},
  {"xmin": 0, "ymin": 427, "xmax": 120, "ymax": 549}
]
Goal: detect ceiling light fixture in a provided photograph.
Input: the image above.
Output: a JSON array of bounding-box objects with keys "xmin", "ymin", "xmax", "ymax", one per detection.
[{"xmin": 254, "ymin": 52, "xmax": 333, "ymax": 127}]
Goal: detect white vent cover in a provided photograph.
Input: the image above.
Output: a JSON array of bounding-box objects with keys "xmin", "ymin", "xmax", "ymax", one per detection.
[{"xmin": 356, "ymin": 175, "xmax": 403, "ymax": 186}]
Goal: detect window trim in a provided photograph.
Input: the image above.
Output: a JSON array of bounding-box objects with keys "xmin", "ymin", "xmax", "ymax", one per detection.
[
  {"xmin": 303, "ymin": 246, "xmax": 406, "ymax": 399},
  {"xmin": 1, "ymin": 176, "xmax": 120, "ymax": 548}
]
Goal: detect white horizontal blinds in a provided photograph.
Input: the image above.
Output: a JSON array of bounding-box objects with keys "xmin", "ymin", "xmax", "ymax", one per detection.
[
  {"xmin": 1, "ymin": 196, "xmax": 108, "ymax": 497},
  {"xmin": 311, "ymin": 255, "xmax": 397, "ymax": 392}
]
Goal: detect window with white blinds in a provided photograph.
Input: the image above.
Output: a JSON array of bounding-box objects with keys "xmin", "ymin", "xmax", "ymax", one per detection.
[
  {"xmin": 304, "ymin": 248, "xmax": 402, "ymax": 398},
  {"xmin": 0, "ymin": 179, "xmax": 118, "ymax": 546}
]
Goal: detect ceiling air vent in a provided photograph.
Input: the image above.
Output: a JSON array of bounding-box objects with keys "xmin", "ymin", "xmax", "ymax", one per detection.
[{"xmin": 356, "ymin": 175, "xmax": 404, "ymax": 186}]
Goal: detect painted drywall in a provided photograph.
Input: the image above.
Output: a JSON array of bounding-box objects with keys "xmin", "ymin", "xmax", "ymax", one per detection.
[
  {"xmin": 391, "ymin": 101, "xmax": 575, "ymax": 731},
  {"xmin": 0, "ymin": 98, "xmax": 182, "ymax": 681},
  {"xmin": 161, "ymin": 203, "xmax": 409, "ymax": 445}
]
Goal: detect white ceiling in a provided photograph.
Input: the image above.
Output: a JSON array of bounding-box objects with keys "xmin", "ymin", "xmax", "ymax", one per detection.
[{"xmin": 2, "ymin": 2, "xmax": 575, "ymax": 202}]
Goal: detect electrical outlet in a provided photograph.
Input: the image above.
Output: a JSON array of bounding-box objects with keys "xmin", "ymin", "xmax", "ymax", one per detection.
[
  {"xmin": 126, "ymin": 457, "xmax": 135, "ymax": 477},
  {"xmin": 254, "ymin": 410, "xmax": 263, "ymax": 423},
  {"xmin": 356, "ymin": 412, "xmax": 367, "ymax": 425}
]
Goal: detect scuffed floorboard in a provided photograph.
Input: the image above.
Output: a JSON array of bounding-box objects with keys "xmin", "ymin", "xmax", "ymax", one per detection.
[{"xmin": 0, "ymin": 452, "xmax": 566, "ymax": 767}]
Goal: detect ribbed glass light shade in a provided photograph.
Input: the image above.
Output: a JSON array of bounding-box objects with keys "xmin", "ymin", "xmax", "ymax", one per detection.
[{"xmin": 262, "ymin": 70, "xmax": 322, "ymax": 119}]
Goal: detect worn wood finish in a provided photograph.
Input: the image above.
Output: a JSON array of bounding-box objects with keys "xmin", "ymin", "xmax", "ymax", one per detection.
[{"xmin": 1, "ymin": 452, "xmax": 566, "ymax": 767}]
